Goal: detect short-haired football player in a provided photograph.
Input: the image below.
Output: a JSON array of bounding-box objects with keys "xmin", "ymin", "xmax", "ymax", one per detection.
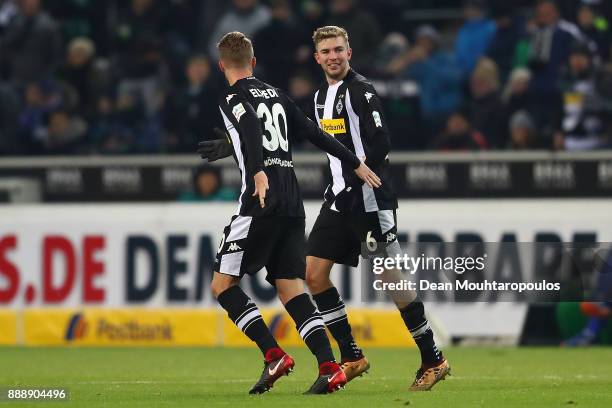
[
  {"xmin": 305, "ymin": 26, "xmax": 450, "ymax": 391},
  {"xmin": 204, "ymin": 31, "xmax": 381, "ymax": 395}
]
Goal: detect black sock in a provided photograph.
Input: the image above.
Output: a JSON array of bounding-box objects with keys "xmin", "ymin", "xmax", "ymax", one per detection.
[
  {"xmin": 217, "ymin": 286, "xmax": 279, "ymax": 356},
  {"xmin": 400, "ymin": 301, "xmax": 443, "ymax": 366},
  {"xmin": 313, "ymin": 287, "xmax": 362, "ymax": 361},
  {"xmin": 284, "ymin": 293, "xmax": 335, "ymax": 365}
]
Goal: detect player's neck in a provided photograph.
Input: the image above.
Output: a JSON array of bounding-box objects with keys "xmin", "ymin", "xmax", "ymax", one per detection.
[
  {"xmin": 325, "ymin": 65, "xmax": 350, "ymax": 85},
  {"xmin": 226, "ymin": 69, "xmax": 253, "ymax": 86}
]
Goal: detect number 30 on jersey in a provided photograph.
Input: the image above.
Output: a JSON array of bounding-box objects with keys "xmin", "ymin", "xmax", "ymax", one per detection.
[{"xmin": 257, "ymin": 103, "xmax": 288, "ymax": 152}]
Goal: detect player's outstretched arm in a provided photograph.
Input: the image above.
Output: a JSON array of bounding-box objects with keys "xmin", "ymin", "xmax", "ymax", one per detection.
[
  {"xmin": 197, "ymin": 128, "xmax": 234, "ymax": 162},
  {"xmin": 288, "ymin": 97, "xmax": 381, "ymax": 188}
]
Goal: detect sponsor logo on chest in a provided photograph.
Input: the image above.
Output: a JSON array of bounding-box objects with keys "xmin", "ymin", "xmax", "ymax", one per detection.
[{"xmin": 320, "ymin": 118, "xmax": 346, "ymax": 135}]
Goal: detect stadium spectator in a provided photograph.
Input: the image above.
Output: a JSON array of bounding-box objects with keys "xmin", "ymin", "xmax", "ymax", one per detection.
[
  {"xmin": 56, "ymin": 37, "xmax": 102, "ymax": 117},
  {"xmin": 43, "ymin": 109, "xmax": 88, "ymax": 154},
  {"xmin": 288, "ymin": 70, "xmax": 316, "ymax": 118},
  {"xmin": 486, "ymin": 2, "xmax": 529, "ymax": 84},
  {"xmin": 509, "ymin": 110, "xmax": 538, "ymax": 149},
  {"xmin": 528, "ymin": 0, "xmax": 584, "ymax": 94},
  {"xmin": 467, "ymin": 58, "xmax": 507, "ymax": 148},
  {"xmin": 0, "ymin": 0, "xmax": 62, "ymax": 84},
  {"xmin": 300, "ymin": 0, "xmax": 327, "ymax": 35},
  {"xmin": 178, "ymin": 165, "xmax": 237, "ymax": 202},
  {"xmin": 109, "ymin": 0, "xmax": 166, "ymax": 117},
  {"xmin": 455, "ymin": 0, "xmax": 496, "ymax": 78},
  {"xmin": 88, "ymin": 94, "xmax": 134, "ymax": 154},
  {"xmin": 325, "ymin": 0, "xmax": 382, "ymax": 73},
  {"xmin": 576, "ymin": 2, "xmax": 610, "ymax": 61},
  {"xmin": 162, "ymin": 54, "xmax": 221, "ymax": 153},
  {"xmin": 206, "ymin": 0, "xmax": 271, "ymax": 59},
  {"xmin": 252, "ymin": 0, "xmax": 311, "ymax": 90},
  {"xmin": 287, "ymin": 70, "xmax": 317, "ymax": 148},
  {"xmin": 18, "ymin": 81, "xmax": 62, "ymax": 153},
  {"xmin": 0, "ymin": 81, "xmax": 20, "ymax": 154},
  {"xmin": 43, "ymin": 0, "xmax": 109, "ymax": 55},
  {"xmin": 387, "ymin": 25, "xmax": 462, "ymax": 136},
  {"xmin": 555, "ymin": 42, "xmax": 608, "ymax": 150},
  {"xmin": 0, "ymin": 0, "xmax": 18, "ymax": 35},
  {"xmin": 432, "ymin": 109, "xmax": 488, "ymax": 151}
]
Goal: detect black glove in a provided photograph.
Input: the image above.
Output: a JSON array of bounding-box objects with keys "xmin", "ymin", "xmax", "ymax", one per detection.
[{"xmin": 197, "ymin": 128, "xmax": 234, "ymax": 162}]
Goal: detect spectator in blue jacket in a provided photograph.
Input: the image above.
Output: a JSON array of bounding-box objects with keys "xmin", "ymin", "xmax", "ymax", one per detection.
[
  {"xmin": 455, "ymin": 0, "xmax": 496, "ymax": 78},
  {"xmin": 386, "ymin": 25, "xmax": 463, "ymax": 136}
]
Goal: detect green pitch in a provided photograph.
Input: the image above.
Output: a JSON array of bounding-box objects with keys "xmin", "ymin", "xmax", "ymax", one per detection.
[{"xmin": 2, "ymin": 347, "xmax": 612, "ymax": 407}]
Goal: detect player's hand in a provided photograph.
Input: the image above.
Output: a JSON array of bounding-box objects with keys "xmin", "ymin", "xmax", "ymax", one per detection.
[
  {"xmin": 197, "ymin": 128, "xmax": 233, "ymax": 162},
  {"xmin": 354, "ymin": 161, "xmax": 382, "ymax": 188},
  {"xmin": 252, "ymin": 171, "xmax": 269, "ymax": 208}
]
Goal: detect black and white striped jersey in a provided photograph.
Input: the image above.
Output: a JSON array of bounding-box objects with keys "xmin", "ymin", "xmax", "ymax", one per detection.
[
  {"xmin": 219, "ymin": 76, "xmax": 361, "ymax": 218},
  {"xmin": 314, "ymin": 69, "xmax": 398, "ymax": 213}
]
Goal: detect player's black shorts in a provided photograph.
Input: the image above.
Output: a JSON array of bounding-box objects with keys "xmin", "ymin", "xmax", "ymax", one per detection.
[
  {"xmin": 307, "ymin": 206, "xmax": 399, "ymax": 267},
  {"xmin": 214, "ymin": 215, "xmax": 306, "ymax": 285}
]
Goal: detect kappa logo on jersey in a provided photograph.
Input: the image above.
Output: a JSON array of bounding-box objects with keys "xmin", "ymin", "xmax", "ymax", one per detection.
[
  {"xmin": 365, "ymin": 92, "xmax": 374, "ymax": 103},
  {"xmin": 320, "ymin": 119, "xmax": 346, "ymax": 135},
  {"xmin": 336, "ymin": 99, "xmax": 344, "ymax": 115},
  {"xmin": 226, "ymin": 94, "xmax": 236, "ymax": 104},
  {"xmin": 386, "ymin": 232, "xmax": 397, "ymax": 242},
  {"xmin": 227, "ymin": 242, "xmax": 241, "ymax": 252},
  {"xmin": 372, "ymin": 111, "xmax": 382, "ymax": 128},
  {"xmin": 232, "ymin": 103, "xmax": 246, "ymax": 122}
]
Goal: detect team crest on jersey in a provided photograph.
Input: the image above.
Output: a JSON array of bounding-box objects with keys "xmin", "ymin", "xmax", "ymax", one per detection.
[{"xmin": 336, "ymin": 99, "xmax": 343, "ymax": 114}]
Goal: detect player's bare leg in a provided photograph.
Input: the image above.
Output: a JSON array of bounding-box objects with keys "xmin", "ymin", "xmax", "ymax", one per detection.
[
  {"xmin": 306, "ymin": 256, "xmax": 370, "ymax": 382},
  {"xmin": 211, "ymin": 272, "xmax": 293, "ymax": 394}
]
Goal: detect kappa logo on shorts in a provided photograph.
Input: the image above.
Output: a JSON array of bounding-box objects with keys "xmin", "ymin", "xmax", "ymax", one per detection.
[
  {"xmin": 386, "ymin": 232, "xmax": 397, "ymax": 242},
  {"xmin": 227, "ymin": 242, "xmax": 242, "ymax": 252}
]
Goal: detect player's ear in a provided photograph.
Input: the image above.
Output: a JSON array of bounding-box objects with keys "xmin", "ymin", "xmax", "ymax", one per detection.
[
  {"xmin": 218, "ymin": 60, "xmax": 225, "ymax": 73},
  {"xmin": 251, "ymin": 57, "xmax": 256, "ymax": 69},
  {"xmin": 314, "ymin": 51, "xmax": 321, "ymax": 64},
  {"xmin": 346, "ymin": 47, "xmax": 352, "ymax": 61}
]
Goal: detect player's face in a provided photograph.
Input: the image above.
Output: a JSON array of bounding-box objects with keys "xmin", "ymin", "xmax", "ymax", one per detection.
[{"xmin": 314, "ymin": 36, "xmax": 352, "ymax": 80}]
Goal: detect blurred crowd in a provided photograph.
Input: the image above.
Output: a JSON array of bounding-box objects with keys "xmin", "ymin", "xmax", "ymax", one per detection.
[{"xmin": 1, "ymin": 0, "xmax": 612, "ymax": 155}]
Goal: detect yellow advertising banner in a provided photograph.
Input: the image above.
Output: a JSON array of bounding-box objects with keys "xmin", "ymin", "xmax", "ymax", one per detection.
[
  {"xmin": 24, "ymin": 309, "xmax": 218, "ymax": 346},
  {"xmin": 0, "ymin": 311, "xmax": 17, "ymax": 345},
  {"xmin": 11, "ymin": 308, "xmax": 415, "ymax": 347}
]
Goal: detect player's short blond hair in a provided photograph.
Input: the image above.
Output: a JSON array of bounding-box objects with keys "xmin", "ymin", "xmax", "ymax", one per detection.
[
  {"xmin": 312, "ymin": 26, "xmax": 349, "ymax": 49},
  {"xmin": 217, "ymin": 31, "xmax": 254, "ymax": 67}
]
